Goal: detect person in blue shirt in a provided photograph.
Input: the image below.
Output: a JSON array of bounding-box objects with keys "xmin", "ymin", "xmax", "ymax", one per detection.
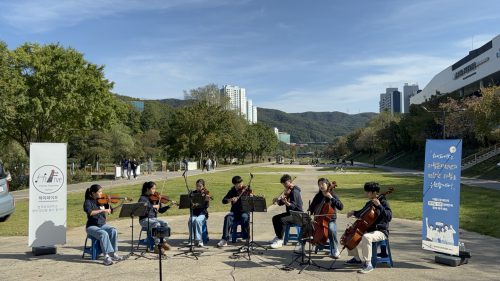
[{"xmin": 138, "ymin": 181, "xmax": 173, "ymax": 254}]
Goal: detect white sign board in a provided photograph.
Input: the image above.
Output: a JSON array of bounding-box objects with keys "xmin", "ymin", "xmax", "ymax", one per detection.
[{"xmin": 29, "ymin": 143, "xmax": 67, "ymax": 247}]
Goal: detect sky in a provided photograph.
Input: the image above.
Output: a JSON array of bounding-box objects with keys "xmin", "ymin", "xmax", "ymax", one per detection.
[{"xmin": 0, "ymin": 0, "xmax": 499, "ymax": 114}]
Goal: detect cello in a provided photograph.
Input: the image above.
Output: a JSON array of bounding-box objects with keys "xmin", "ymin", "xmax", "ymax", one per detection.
[
  {"xmin": 340, "ymin": 187, "xmax": 394, "ymax": 250},
  {"xmin": 311, "ymin": 181, "xmax": 337, "ymax": 245}
]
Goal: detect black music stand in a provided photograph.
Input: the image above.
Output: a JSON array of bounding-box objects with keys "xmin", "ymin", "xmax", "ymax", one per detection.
[
  {"xmin": 234, "ymin": 196, "xmax": 267, "ymax": 260},
  {"xmin": 174, "ymin": 193, "xmax": 204, "ymax": 260},
  {"xmin": 287, "ymin": 210, "xmax": 329, "ymax": 274},
  {"xmin": 119, "ymin": 202, "xmax": 148, "ymax": 260}
]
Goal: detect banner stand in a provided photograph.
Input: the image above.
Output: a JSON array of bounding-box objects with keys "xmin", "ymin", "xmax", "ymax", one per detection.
[
  {"xmin": 435, "ymin": 243, "xmax": 471, "ymax": 267},
  {"xmin": 32, "ymin": 246, "xmax": 57, "ymax": 256}
]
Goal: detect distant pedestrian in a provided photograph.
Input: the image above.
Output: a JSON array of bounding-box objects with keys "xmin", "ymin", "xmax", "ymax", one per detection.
[
  {"xmin": 147, "ymin": 157, "xmax": 153, "ymax": 174},
  {"xmin": 127, "ymin": 159, "xmax": 132, "ymax": 180},
  {"xmin": 131, "ymin": 158, "xmax": 138, "ymax": 179},
  {"xmin": 206, "ymin": 158, "xmax": 212, "ymax": 171}
]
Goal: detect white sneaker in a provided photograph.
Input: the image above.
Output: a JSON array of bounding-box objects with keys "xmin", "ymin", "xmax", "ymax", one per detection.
[
  {"xmin": 103, "ymin": 256, "xmax": 113, "ymax": 266},
  {"xmin": 294, "ymin": 244, "xmax": 303, "ymax": 254},
  {"xmin": 270, "ymin": 239, "xmax": 283, "ymax": 249},
  {"xmin": 217, "ymin": 239, "xmax": 228, "ymax": 248},
  {"xmin": 110, "ymin": 253, "xmax": 123, "ymax": 261},
  {"xmin": 196, "ymin": 241, "xmax": 204, "ymax": 247},
  {"xmin": 269, "ymin": 236, "xmax": 279, "ymax": 244},
  {"xmin": 331, "ymin": 249, "xmax": 340, "ymax": 259}
]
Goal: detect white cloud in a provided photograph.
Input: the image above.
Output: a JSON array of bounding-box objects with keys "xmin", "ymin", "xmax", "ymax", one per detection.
[{"xmin": 259, "ymin": 54, "xmax": 455, "ymax": 113}]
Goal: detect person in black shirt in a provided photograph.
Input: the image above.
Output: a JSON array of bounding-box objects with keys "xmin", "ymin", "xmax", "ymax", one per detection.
[
  {"xmin": 344, "ymin": 182, "xmax": 392, "ymax": 274},
  {"xmin": 83, "ymin": 184, "xmax": 122, "ymax": 266},
  {"xmin": 217, "ymin": 176, "xmax": 251, "ymax": 247},
  {"xmin": 306, "ymin": 178, "xmax": 343, "ymax": 258},
  {"xmin": 188, "ymin": 179, "xmax": 211, "ymax": 247},
  {"xmin": 138, "ymin": 181, "xmax": 172, "ymax": 253},
  {"xmin": 269, "ymin": 174, "xmax": 303, "ymax": 249}
]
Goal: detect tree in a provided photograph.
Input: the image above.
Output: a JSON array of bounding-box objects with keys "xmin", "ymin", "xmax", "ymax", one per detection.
[{"xmin": 0, "ymin": 42, "xmax": 117, "ymax": 155}]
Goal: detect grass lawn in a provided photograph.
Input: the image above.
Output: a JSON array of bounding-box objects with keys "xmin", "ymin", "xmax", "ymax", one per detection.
[
  {"xmin": 0, "ymin": 171, "xmax": 287, "ymax": 236},
  {"xmin": 318, "ymin": 173, "xmax": 500, "ymax": 238},
  {"xmin": 316, "ymin": 166, "xmax": 387, "ymax": 173},
  {"xmin": 2, "ymin": 169, "xmax": 499, "ymax": 239}
]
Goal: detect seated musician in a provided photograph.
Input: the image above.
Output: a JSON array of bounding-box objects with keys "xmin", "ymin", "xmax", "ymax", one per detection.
[
  {"xmin": 189, "ymin": 178, "xmax": 211, "ymax": 247},
  {"xmin": 83, "ymin": 184, "xmax": 122, "ymax": 266},
  {"xmin": 344, "ymin": 182, "xmax": 392, "ymax": 274},
  {"xmin": 307, "ymin": 178, "xmax": 343, "ymax": 258},
  {"xmin": 138, "ymin": 181, "xmax": 172, "ymax": 253},
  {"xmin": 217, "ymin": 176, "xmax": 251, "ymax": 247},
  {"xmin": 269, "ymin": 174, "xmax": 303, "ymax": 250}
]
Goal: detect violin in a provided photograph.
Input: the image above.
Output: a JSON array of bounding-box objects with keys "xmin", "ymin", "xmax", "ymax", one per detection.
[
  {"xmin": 97, "ymin": 194, "xmax": 133, "ymax": 205},
  {"xmin": 232, "ymin": 174, "xmax": 254, "ymax": 203},
  {"xmin": 201, "ymin": 187, "xmax": 214, "ymax": 201},
  {"xmin": 273, "ymin": 176, "xmax": 296, "ymax": 205},
  {"xmin": 149, "ymin": 192, "xmax": 178, "ymax": 206}
]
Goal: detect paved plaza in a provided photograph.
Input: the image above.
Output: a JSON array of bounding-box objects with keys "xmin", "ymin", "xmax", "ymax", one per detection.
[{"xmin": 1, "ymin": 165, "xmax": 499, "ymax": 281}]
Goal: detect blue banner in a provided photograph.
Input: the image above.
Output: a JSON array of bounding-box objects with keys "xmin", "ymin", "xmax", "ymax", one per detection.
[{"xmin": 422, "ymin": 139, "xmax": 462, "ymax": 255}]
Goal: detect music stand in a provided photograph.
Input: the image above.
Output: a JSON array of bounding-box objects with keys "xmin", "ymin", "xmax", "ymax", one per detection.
[
  {"xmin": 234, "ymin": 196, "xmax": 267, "ymax": 260},
  {"xmin": 174, "ymin": 193, "xmax": 204, "ymax": 260},
  {"xmin": 119, "ymin": 202, "xmax": 148, "ymax": 260},
  {"xmin": 287, "ymin": 210, "xmax": 328, "ymax": 274}
]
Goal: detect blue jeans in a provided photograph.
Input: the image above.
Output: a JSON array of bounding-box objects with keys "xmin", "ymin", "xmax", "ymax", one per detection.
[
  {"xmin": 86, "ymin": 224, "xmax": 118, "ymax": 254},
  {"xmin": 188, "ymin": 214, "xmax": 206, "ymax": 242},
  {"xmin": 140, "ymin": 218, "xmax": 169, "ymax": 244},
  {"xmin": 221, "ymin": 212, "xmax": 249, "ymax": 240},
  {"xmin": 328, "ymin": 221, "xmax": 339, "ymax": 253}
]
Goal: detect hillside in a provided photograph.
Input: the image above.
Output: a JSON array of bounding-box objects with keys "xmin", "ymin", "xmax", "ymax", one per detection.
[
  {"xmin": 117, "ymin": 96, "xmax": 376, "ymax": 143},
  {"xmin": 258, "ymin": 108, "xmax": 376, "ymax": 143}
]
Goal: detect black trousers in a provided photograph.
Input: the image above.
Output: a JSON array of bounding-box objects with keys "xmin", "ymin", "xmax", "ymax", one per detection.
[{"xmin": 272, "ymin": 212, "xmax": 295, "ymax": 239}]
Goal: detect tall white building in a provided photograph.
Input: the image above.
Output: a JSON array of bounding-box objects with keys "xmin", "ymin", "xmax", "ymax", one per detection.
[
  {"xmin": 221, "ymin": 85, "xmax": 257, "ymax": 123},
  {"xmin": 403, "ymin": 83, "xmax": 419, "ymax": 113},
  {"xmin": 246, "ymin": 99, "xmax": 253, "ymax": 123},
  {"xmin": 221, "ymin": 85, "xmax": 247, "ymax": 117}
]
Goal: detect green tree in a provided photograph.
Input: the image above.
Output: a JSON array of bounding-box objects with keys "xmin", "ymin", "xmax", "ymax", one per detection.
[{"xmin": 0, "ymin": 42, "xmax": 117, "ymax": 155}]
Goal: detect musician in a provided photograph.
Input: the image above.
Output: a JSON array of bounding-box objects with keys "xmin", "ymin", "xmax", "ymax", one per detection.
[
  {"xmin": 307, "ymin": 178, "xmax": 343, "ymax": 258},
  {"xmin": 138, "ymin": 181, "xmax": 172, "ymax": 253},
  {"xmin": 344, "ymin": 182, "xmax": 392, "ymax": 274},
  {"xmin": 83, "ymin": 184, "xmax": 122, "ymax": 266},
  {"xmin": 269, "ymin": 174, "xmax": 303, "ymax": 249},
  {"xmin": 217, "ymin": 176, "xmax": 251, "ymax": 247},
  {"xmin": 188, "ymin": 179, "xmax": 211, "ymax": 247}
]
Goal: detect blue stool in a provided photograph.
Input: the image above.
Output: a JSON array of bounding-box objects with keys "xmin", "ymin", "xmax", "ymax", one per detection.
[
  {"xmin": 371, "ymin": 239, "xmax": 394, "ymax": 268},
  {"xmin": 202, "ymin": 220, "xmax": 209, "ymax": 244},
  {"xmin": 137, "ymin": 226, "xmax": 155, "ymax": 251},
  {"xmin": 231, "ymin": 219, "xmax": 244, "ymax": 243},
  {"xmin": 82, "ymin": 235, "xmax": 102, "ymax": 260},
  {"xmin": 283, "ymin": 224, "xmax": 302, "ymax": 245},
  {"xmin": 314, "ymin": 241, "xmax": 334, "ymax": 256}
]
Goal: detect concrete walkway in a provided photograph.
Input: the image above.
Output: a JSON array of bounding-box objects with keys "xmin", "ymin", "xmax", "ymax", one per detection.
[{"xmin": 1, "ymin": 165, "xmax": 499, "ymax": 280}]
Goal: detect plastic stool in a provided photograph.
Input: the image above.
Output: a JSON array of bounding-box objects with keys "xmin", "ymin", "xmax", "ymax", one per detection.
[
  {"xmin": 137, "ymin": 226, "xmax": 155, "ymax": 251},
  {"xmin": 202, "ymin": 220, "xmax": 209, "ymax": 244},
  {"xmin": 231, "ymin": 219, "xmax": 244, "ymax": 243},
  {"xmin": 371, "ymin": 239, "xmax": 394, "ymax": 268},
  {"xmin": 314, "ymin": 241, "xmax": 334, "ymax": 256},
  {"xmin": 82, "ymin": 235, "xmax": 102, "ymax": 260},
  {"xmin": 283, "ymin": 224, "xmax": 302, "ymax": 245}
]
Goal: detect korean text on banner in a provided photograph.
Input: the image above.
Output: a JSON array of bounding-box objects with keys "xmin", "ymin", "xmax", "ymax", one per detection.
[
  {"xmin": 422, "ymin": 139, "xmax": 462, "ymax": 255},
  {"xmin": 29, "ymin": 143, "xmax": 67, "ymax": 247}
]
